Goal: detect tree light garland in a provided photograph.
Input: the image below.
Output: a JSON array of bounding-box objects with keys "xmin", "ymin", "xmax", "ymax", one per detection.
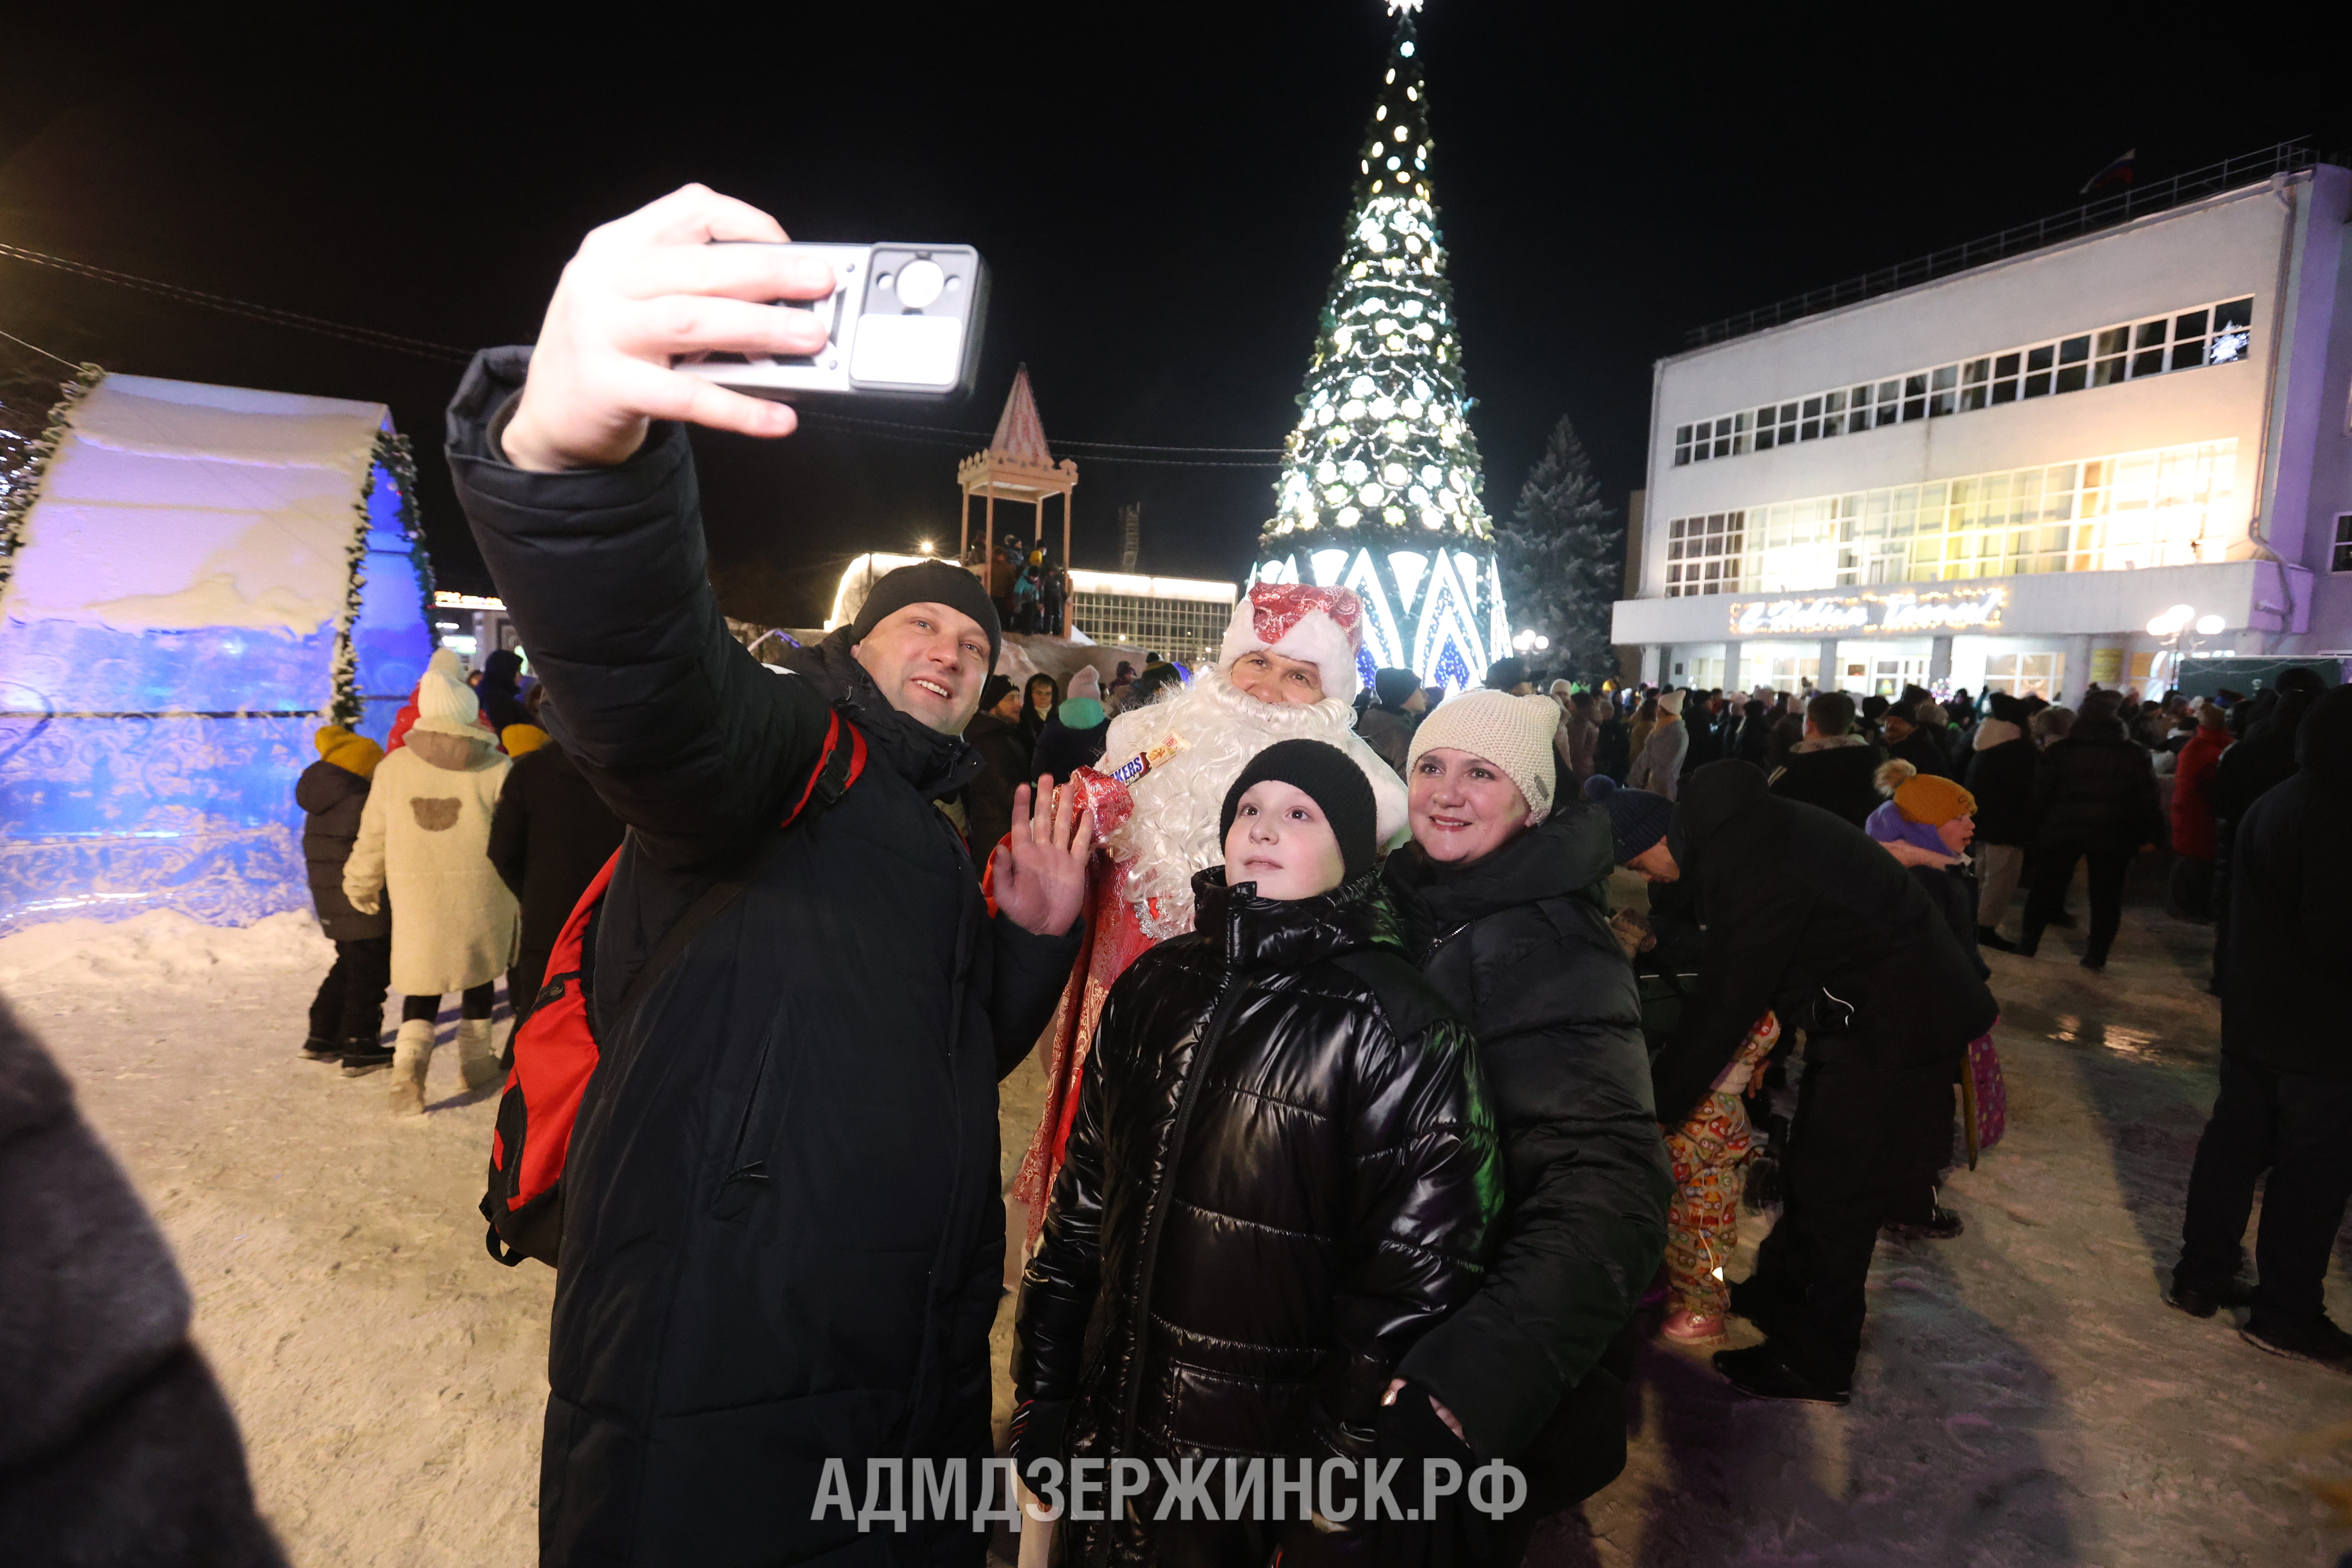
[{"xmin": 1253, "ymin": 12, "xmax": 1508, "ymax": 693}]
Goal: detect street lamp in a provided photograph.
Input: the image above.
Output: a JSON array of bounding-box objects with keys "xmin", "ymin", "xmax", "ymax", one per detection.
[
  {"xmin": 2146, "ymin": 604, "xmax": 2226, "ymax": 687},
  {"xmin": 1511, "ymin": 629, "xmax": 1549, "ymax": 654}
]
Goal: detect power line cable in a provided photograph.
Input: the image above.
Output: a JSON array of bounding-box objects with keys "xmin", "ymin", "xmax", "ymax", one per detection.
[
  {"xmin": 0, "ymin": 323, "xmax": 88, "ymax": 373},
  {"xmin": 0, "ymin": 241, "xmax": 474, "ymax": 364}
]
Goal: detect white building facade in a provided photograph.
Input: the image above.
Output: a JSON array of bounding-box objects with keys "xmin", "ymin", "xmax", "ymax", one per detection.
[{"xmin": 1613, "ymin": 158, "xmax": 2352, "ymax": 703}]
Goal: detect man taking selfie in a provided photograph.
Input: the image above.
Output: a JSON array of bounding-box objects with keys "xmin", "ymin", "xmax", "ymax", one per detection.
[{"xmin": 446, "ymin": 185, "xmax": 1090, "ymax": 1566}]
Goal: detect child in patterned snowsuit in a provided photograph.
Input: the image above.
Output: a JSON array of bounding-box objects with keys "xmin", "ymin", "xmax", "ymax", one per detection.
[{"xmin": 1661, "ymin": 1011, "xmax": 1781, "ymax": 1343}]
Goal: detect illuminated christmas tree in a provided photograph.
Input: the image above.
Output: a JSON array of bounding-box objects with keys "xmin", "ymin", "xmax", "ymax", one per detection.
[{"xmin": 1253, "ymin": 0, "xmax": 1508, "ymax": 693}]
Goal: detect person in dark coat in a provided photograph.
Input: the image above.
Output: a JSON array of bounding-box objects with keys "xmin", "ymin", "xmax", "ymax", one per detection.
[
  {"xmin": 1594, "ymin": 697, "xmax": 1632, "ymax": 783},
  {"xmin": 1880, "ymin": 699, "xmax": 1952, "ymax": 779},
  {"xmin": 1356, "ymin": 665, "xmax": 1426, "ymax": 773},
  {"xmin": 1862, "ymin": 762, "xmax": 1988, "ymax": 1240},
  {"xmin": 2017, "ymin": 696, "xmax": 2166, "ymax": 971},
  {"xmin": 1768, "ymin": 690, "xmax": 1883, "ymax": 826},
  {"xmin": 1018, "ymin": 671, "xmax": 1060, "ymax": 750},
  {"xmin": 1679, "ymin": 691, "xmax": 1728, "ymax": 778},
  {"xmin": 2172, "ymin": 683, "xmax": 2352, "ymax": 1368},
  {"xmin": 450, "ymin": 238, "xmax": 1091, "ymax": 1568},
  {"xmin": 1964, "ymin": 692, "xmax": 2038, "ymax": 950},
  {"xmin": 1635, "ymin": 760, "xmax": 1997, "ymax": 1403},
  {"xmin": 1029, "ymin": 666, "xmax": 1110, "ymax": 784},
  {"xmin": 475, "ymin": 646, "xmax": 532, "ymax": 731},
  {"xmin": 1013, "ymin": 741, "xmax": 1497, "ymax": 1568},
  {"xmin": 1733, "ymin": 698, "xmax": 1772, "ymax": 766},
  {"xmin": 1380, "ymin": 692, "xmax": 1670, "ymax": 1564},
  {"xmin": 486, "ymin": 727, "xmax": 628, "ymax": 1031},
  {"xmin": 0, "ymin": 998, "xmax": 287, "ymax": 1566},
  {"xmin": 2208, "ymin": 668, "xmax": 2329, "ymax": 990},
  {"xmin": 957, "ymin": 673, "xmax": 1033, "ymax": 861},
  {"xmin": 297, "ymin": 726, "xmax": 392, "ymax": 1071}
]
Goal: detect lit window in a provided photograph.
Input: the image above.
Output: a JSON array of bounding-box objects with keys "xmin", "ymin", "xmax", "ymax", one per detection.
[{"xmin": 2334, "ymin": 515, "xmax": 2352, "ymax": 574}]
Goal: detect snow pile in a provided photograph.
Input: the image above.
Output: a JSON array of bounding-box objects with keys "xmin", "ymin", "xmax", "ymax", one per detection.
[{"xmin": 0, "ymin": 907, "xmax": 330, "ymax": 992}]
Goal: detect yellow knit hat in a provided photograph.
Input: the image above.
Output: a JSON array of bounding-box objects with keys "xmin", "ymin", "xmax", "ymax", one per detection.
[
  {"xmin": 323, "ymin": 733, "xmax": 384, "ymax": 779},
  {"xmin": 314, "ymin": 724, "xmax": 350, "ymax": 757},
  {"xmin": 502, "ymin": 723, "xmax": 550, "ymax": 756},
  {"xmin": 1893, "ymin": 770, "xmax": 1975, "ymax": 826}
]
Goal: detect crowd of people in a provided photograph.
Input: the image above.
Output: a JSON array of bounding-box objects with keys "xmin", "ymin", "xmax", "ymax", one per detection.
[{"xmin": 240, "ymin": 190, "xmax": 2343, "ymax": 1566}]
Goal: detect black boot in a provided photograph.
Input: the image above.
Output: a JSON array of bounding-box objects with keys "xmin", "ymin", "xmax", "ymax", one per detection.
[
  {"xmin": 1976, "ymin": 927, "xmax": 2018, "ymax": 953},
  {"xmin": 338, "ymin": 1036, "xmax": 395, "ymax": 1077},
  {"xmin": 2241, "ymin": 1314, "xmax": 2352, "ymax": 1371},
  {"xmin": 1884, "ymin": 1206, "xmax": 1965, "ymax": 1241},
  {"xmin": 300, "ymin": 1034, "xmax": 341, "ymax": 1062},
  {"xmin": 2166, "ymin": 1271, "xmax": 2254, "ymax": 1319},
  {"xmin": 1713, "ymin": 1343, "xmax": 1850, "ymax": 1405}
]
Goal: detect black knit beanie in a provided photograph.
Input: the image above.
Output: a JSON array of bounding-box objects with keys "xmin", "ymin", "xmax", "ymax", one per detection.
[
  {"xmin": 1218, "ymin": 739, "xmax": 1377, "ymax": 885},
  {"xmin": 1374, "ymin": 667, "xmax": 1422, "ymax": 708},
  {"xmin": 850, "ymin": 560, "xmax": 1002, "ymax": 670}
]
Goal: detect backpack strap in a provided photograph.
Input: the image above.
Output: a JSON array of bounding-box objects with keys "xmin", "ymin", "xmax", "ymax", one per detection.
[{"xmin": 606, "ymin": 711, "xmax": 866, "ymax": 1026}]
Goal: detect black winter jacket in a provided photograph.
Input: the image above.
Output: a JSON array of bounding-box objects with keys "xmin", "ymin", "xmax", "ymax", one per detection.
[
  {"xmin": 486, "ymin": 739, "xmax": 626, "ymax": 1002},
  {"xmin": 0, "ymin": 1000, "xmax": 286, "ymax": 1566},
  {"xmin": 1014, "ymin": 870, "xmax": 1497, "ymax": 1562},
  {"xmin": 958, "ymin": 710, "xmax": 1032, "ymax": 860},
  {"xmin": 1382, "ymin": 808, "xmax": 1670, "ymax": 1460},
  {"xmin": 2029, "ymin": 720, "xmax": 2165, "ymax": 853},
  {"xmin": 449, "ymin": 348, "xmax": 1081, "ymax": 1568},
  {"xmin": 1029, "ymin": 713, "xmax": 1109, "ymax": 785},
  {"xmin": 1965, "ymin": 735, "xmax": 2039, "ymax": 846},
  {"xmin": 1768, "ymin": 739, "xmax": 1882, "ymax": 828},
  {"xmin": 1651, "ymin": 762, "xmax": 1998, "ymax": 1127},
  {"xmin": 296, "ymin": 760, "xmax": 387, "ymax": 942},
  {"xmin": 1884, "ymin": 726, "xmax": 1953, "ymax": 779},
  {"xmin": 2223, "ymin": 687, "xmax": 2352, "ymax": 1077}
]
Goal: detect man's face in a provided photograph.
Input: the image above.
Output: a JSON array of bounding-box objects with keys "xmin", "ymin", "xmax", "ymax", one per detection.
[
  {"xmin": 1229, "ymin": 650, "xmax": 1327, "ymax": 706},
  {"xmin": 1883, "ymin": 713, "xmax": 1914, "ymax": 742},
  {"xmin": 1404, "ymin": 686, "xmax": 1429, "ymax": 716},
  {"xmin": 852, "ymin": 602, "xmax": 991, "ymax": 736},
  {"xmin": 1627, "ymin": 840, "xmax": 1680, "ymax": 882},
  {"xmin": 988, "ymin": 688, "xmax": 1023, "ymax": 722}
]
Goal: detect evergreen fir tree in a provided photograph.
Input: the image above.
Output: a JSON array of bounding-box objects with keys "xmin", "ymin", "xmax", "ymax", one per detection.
[
  {"xmin": 1252, "ymin": 5, "xmax": 1507, "ymax": 693},
  {"xmin": 1496, "ymin": 413, "xmax": 1623, "ymax": 684}
]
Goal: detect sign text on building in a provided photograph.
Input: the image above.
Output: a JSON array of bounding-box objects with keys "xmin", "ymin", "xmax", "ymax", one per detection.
[{"xmin": 1730, "ymin": 587, "xmax": 2005, "ymax": 638}]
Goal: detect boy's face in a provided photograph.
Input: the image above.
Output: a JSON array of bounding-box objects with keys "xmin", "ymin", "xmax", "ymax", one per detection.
[{"xmin": 1224, "ymin": 780, "xmax": 1347, "ymax": 900}]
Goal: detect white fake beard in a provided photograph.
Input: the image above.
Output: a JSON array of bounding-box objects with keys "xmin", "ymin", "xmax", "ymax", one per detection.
[{"xmin": 1100, "ymin": 665, "xmax": 1365, "ymax": 933}]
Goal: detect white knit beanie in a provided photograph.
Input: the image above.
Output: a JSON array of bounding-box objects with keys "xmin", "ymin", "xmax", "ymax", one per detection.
[
  {"xmin": 409, "ymin": 668, "xmax": 484, "ymax": 738},
  {"xmin": 1406, "ymin": 690, "xmax": 1561, "ymax": 814}
]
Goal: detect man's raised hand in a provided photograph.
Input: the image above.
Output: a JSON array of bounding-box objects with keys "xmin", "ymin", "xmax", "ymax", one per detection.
[
  {"xmin": 993, "ymin": 777, "xmax": 1091, "ymax": 938},
  {"xmin": 501, "ymin": 185, "xmax": 835, "ymax": 472}
]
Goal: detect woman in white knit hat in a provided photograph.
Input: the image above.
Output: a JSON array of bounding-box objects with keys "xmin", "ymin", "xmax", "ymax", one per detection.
[
  {"xmin": 1375, "ymin": 689, "xmax": 1670, "ymax": 1557},
  {"xmin": 344, "ymin": 664, "xmax": 519, "ymax": 1113}
]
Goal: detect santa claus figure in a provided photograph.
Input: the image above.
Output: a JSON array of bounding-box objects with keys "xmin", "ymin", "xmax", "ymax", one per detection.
[{"xmin": 1009, "ymin": 582, "xmax": 1407, "ymax": 1240}]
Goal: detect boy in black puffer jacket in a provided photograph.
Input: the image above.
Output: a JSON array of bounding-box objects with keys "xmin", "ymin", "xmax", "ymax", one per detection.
[{"xmin": 1014, "ymin": 740, "xmax": 1500, "ymax": 1568}]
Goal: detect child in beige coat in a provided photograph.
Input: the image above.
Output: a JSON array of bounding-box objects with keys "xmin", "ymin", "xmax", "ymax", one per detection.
[{"xmin": 344, "ymin": 666, "xmax": 519, "ymax": 1114}]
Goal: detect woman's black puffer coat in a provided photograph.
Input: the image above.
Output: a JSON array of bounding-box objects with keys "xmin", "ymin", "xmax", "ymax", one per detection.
[
  {"xmin": 1014, "ymin": 868, "xmax": 1499, "ymax": 1564},
  {"xmin": 2031, "ymin": 715, "xmax": 2166, "ymax": 852},
  {"xmin": 296, "ymin": 760, "xmax": 387, "ymax": 942},
  {"xmin": 1381, "ymin": 806, "xmax": 1670, "ymax": 1463}
]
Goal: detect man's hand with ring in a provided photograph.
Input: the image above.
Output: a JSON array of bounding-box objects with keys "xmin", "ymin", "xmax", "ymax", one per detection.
[{"xmin": 502, "ymin": 184, "xmax": 835, "ymax": 472}]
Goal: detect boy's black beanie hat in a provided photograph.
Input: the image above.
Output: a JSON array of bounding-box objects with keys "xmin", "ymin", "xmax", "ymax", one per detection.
[{"xmin": 1219, "ymin": 739, "xmax": 1377, "ymax": 885}]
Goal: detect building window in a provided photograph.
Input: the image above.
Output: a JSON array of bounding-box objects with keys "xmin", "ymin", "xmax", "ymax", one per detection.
[
  {"xmin": 2333, "ymin": 515, "xmax": 2352, "ymax": 574},
  {"xmin": 1663, "ymin": 510, "xmax": 1748, "ymax": 597},
  {"xmin": 1983, "ymin": 652, "xmax": 2063, "ymax": 699},
  {"xmin": 1668, "ymin": 295, "xmax": 2255, "ymax": 466},
  {"xmin": 1657, "ymin": 439, "xmax": 2236, "ymax": 597},
  {"xmin": 1067, "ymin": 592, "xmax": 1229, "ymax": 669}
]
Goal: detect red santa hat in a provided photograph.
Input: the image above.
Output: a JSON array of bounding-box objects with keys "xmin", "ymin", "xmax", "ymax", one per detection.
[{"xmin": 1218, "ymin": 583, "xmax": 1365, "ymax": 703}]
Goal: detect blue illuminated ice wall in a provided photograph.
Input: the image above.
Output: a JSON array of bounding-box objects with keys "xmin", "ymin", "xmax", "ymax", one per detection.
[{"xmin": 0, "ymin": 458, "xmax": 430, "ymax": 935}]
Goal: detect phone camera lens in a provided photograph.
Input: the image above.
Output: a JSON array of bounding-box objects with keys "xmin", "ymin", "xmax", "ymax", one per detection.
[{"xmin": 896, "ymin": 260, "xmax": 946, "ymax": 310}]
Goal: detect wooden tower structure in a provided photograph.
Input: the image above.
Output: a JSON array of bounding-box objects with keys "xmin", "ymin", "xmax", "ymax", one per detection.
[{"xmin": 956, "ymin": 366, "xmax": 1078, "ymax": 577}]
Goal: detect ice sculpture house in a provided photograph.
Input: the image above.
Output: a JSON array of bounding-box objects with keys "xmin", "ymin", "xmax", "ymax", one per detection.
[{"xmin": 0, "ymin": 373, "xmax": 432, "ymax": 935}]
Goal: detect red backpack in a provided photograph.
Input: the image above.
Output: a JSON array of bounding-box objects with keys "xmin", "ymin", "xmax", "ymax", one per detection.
[{"xmin": 482, "ymin": 711, "xmax": 867, "ymax": 1267}]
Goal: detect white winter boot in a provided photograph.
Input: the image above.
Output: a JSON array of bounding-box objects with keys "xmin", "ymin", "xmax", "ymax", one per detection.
[
  {"xmin": 456, "ymin": 1017, "xmax": 501, "ymax": 1095},
  {"xmin": 388, "ymin": 1018, "xmax": 435, "ymax": 1116}
]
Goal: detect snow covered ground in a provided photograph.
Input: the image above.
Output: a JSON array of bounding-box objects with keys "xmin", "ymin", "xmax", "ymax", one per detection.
[{"xmin": 7, "ymin": 877, "xmax": 2352, "ymax": 1566}]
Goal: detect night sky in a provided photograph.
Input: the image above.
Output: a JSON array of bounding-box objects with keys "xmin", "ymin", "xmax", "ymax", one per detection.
[{"xmin": 1, "ymin": 8, "xmax": 2337, "ymax": 624}]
